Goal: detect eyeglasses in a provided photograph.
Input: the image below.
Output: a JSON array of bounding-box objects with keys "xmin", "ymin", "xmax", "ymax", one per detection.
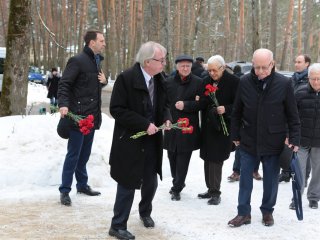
[
  {"xmin": 178, "ymin": 64, "xmax": 192, "ymax": 69},
  {"xmin": 207, "ymin": 65, "xmax": 223, "ymax": 73},
  {"xmin": 309, "ymin": 77, "xmax": 320, "ymax": 82},
  {"xmin": 152, "ymin": 58, "xmax": 166, "ymax": 64},
  {"xmin": 253, "ymin": 62, "xmax": 273, "ymax": 71}
]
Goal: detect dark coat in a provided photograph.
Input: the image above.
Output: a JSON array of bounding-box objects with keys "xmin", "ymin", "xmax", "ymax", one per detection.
[
  {"xmin": 191, "ymin": 62, "xmax": 205, "ymax": 78},
  {"xmin": 295, "ymin": 84, "xmax": 320, "ymax": 147},
  {"xmin": 231, "ymin": 69, "xmax": 301, "ymax": 156},
  {"xmin": 200, "ymin": 70, "xmax": 239, "ymax": 162},
  {"xmin": 164, "ymin": 73, "xmax": 204, "ymax": 152},
  {"xmin": 109, "ymin": 62, "xmax": 172, "ymax": 189},
  {"xmin": 46, "ymin": 74, "xmax": 60, "ymax": 99},
  {"xmin": 58, "ymin": 46, "xmax": 105, "ymax": 129}
]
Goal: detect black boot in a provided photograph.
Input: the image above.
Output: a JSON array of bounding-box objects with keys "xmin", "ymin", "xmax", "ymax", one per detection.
[{"xmin": 279, "ymin": 170, "xmax": 291, "ymax": 183}]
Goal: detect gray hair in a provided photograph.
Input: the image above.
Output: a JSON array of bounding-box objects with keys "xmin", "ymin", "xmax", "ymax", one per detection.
[
  {"xmin": 135, "ymin": 41, "xmax": 167, "ymax": 67},
  {"xmin": 207, "ymin": 55, "xmax": 225, "ymax": 67},
  {"xmin": 308, "ymin": 63, "xmax": 320, "ymax": 76}
]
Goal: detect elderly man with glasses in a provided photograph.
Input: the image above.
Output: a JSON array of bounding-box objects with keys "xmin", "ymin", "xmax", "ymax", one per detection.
[
  {"xmin": 293, "ymin": 63, "xmax": 320, "ymax": 210},
  {"xmin": 228, "ymin": 48, "xmax": 300, "ymax": 227},
  {"xmin": 198, "ymin": 55, "xmax": 239, "ymax": 205}
]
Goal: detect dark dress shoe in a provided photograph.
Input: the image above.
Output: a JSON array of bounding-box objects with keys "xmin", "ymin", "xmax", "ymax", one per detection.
[
  {"xmin": 109, "ymin": 227, "xmax": 135, "ymax": 239},
  {"xmin": 77, "ymin": 186, "xmax": 101, "ymax": 196},
  {"xmin": 262, "ymin": 213, "xmax": 274, "ymax": 226},
  {"xmin": 207, "ymin": 196, "xmax": 221, "ymax": 205},
  {"xmin": 140, "ymin": 216, "xmax": 155, "ymax": 228},
  {"xmin": 60, "ymin": 192, "xmax": 71, "ymax": 206},
  {"xmin": 197, "ymin": 191, "xmax": 212, "ymax": 199},
  {"xmin": 228, "ymin": 215, "xmax": 251, "ymax": 227},
  {"xmin": 309, "ymin": 200, "xmax": 318, "ymax": 209},
  {"xmin": 171, "ymin": 191, "xmax": 181, "ymax": 201}
]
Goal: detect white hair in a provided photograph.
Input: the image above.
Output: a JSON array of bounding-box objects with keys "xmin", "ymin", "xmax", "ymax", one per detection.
[
  {"xmin": 207, "ymin": 55, "xmax": 225, "ymax": 67},
  {"xmin": 308, "ymin": 63, "xmax": 320, "ymax": 76},
  {"xmin": 135, "ymin": 41, "xmax": 167, "ymax": 67}
]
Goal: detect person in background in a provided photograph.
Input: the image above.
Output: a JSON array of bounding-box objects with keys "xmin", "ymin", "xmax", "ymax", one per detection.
[
  {"xmin": 279, "ymin": 54, "xmax": 311, "ymax": 184},
  {"xmin": 108, "ymin": 41, "xmax": 171, "ymax": 240},
  {"xmin": 46, "ymin": 67, "xmax": 60, "ymax": 112},
  {"xmin": 289, "ymin": 63, "xmax": 320, "ymax": 210},
  {"xmin": 198, "ymin": 55, "xmax": 239, "ymax": 205},
  {"xmin": 228, "ymin": 65, "xmax": 262, "ymax": 182},
  {"xmin": 228, "ymin": 48, "xmax": 300, "ymax": 227},
  {"xmin": 58, "ymin": 30, "xmax": 107, "ymax": 206},
  {"xmin": 191, "ymin": 56, "xmax": 205, "ymax": 77},
  {"xmin": 233, "ymin": 65, "xmax": 244, "ymax": 78},
  {"xmin": 164, "ymin": 55, "xmax": 204, "ymax": 201}
]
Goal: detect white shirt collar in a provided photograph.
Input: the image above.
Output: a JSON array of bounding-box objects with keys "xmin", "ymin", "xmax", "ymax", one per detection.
[{"xmin": 140, "ymin": 66, "xmax": 153, "ymax": 85}]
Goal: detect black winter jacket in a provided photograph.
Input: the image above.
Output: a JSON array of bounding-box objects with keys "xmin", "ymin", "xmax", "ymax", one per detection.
[
  {"xmin": 231, "ymin": 69, "xmax": 300, "ymax": 156},
  {"xmin": 58, "ymin": 46, "xmax": 105, "ymax": 129},
  {"xmin": 164, "ymin": 73, "xmax": 204, "ymax": 152},
  {"xmin": 295, "ymin": 84, "xmax": 320, "ymax": 147},
  {"xmin": 109, "ymin": 63, "xmax": 172, "ymax": 189}
]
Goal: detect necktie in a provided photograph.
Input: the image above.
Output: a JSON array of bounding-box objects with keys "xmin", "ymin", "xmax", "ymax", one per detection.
[
  {"xmin": 95, "ymin": 55, "xmax": 101, "ymax": 72},
  {"xmin": 148, "ymin": 77, "xmax": 154, "ymax": 105}
]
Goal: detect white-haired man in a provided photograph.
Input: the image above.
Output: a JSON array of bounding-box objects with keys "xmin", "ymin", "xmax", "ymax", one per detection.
[
  {"xmin": 294, "ymin": 63, "xmax": 320, "ymax": 210},
  {"xmin": 198, "ymin": 55, "xmax": 239, "ymax": 205}
]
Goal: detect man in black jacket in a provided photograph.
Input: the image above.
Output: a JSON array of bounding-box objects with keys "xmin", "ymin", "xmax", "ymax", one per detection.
[
  {"xmin": 294, "ymin": 63, "xmax": 320, "ymax": 210},
  {"xmin": 108, "ymin": 41, "xmax": 171, "ymax": 240},
  {"xmin": 228, "ymin": 48, "xmax": 300, "ymax": 227},
  {"xmin": 58, "ymin": 30, "xmax": 107, "ymax": 206},
  {"xmin": 164, "ymin": 55, "xmax": 204, "ymax": 201}
]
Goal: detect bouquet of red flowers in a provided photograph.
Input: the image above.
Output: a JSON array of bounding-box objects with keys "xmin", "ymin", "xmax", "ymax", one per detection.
[
  {"xmin": 204, "ymin": 84, "xmax": 229, "ymax": 136},
  {"xmin": 130, "ymin": 117, "xmax": 193, "ymax": 139},
  {"xmin": 51, "ymin": 106, "xmax": 94, "ymax": 135}
]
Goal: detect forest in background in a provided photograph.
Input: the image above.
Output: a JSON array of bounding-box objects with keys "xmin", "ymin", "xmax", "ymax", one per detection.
[{"xmin": 0, "ymin": 0, "xmax": 320, "ymax": 79}]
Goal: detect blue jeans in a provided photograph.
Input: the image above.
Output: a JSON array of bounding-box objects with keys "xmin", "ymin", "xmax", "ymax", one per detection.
[
  {"xmin": 233, "ymin": 146, "xmax": 260, "ymax": 173},
  {"xmin": 59, "ymin": 129, "xmax": 95, "ymax": 193},
  {"xmin": 237, "ymin": 148, "xmax": 280, "ymax": 216}
]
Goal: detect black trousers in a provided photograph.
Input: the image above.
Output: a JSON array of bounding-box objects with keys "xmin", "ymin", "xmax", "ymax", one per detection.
[
  {"xmin": 111, "ymin": 141, "xmax": 158, "ymax": 230},
  {"xmin": 168, "ymin": 150, "xmax": 192, "ymax": 193},
  {"xmin": 204, "ymin": 160, "xmax": 224, "ymax": 196}
]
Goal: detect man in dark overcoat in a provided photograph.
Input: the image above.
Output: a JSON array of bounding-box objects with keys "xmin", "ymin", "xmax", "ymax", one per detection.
[
  {"xmin": 228, "ymin": 48, "xmax": 300, "ymax": 227},
  {"xmin": 108, "ymin": 41, "xmax": 171, "ymax": 240},
  {"xmin": 58, "ymin": 30, "xmax": 107, "ymax": 206},
  {"xmin": 164, "ymin": 55, "xmax": 205, "ymax": 201},
  {"xmin": 198, "ymin": 55, "xmax": 239, "ymax": 205}
]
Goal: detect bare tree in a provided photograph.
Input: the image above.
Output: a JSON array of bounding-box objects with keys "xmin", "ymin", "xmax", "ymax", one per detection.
[
  {"xmin": 269, "ymin": 0, "xmax": 277, "ymax": 59},
  {"xmin": 280, "ymin": 0, "xmax": 294, "ymax": 70},
  {"xmin": 0, "ymin": 0, "xmax": 32, "ymax": 116},
  {"xmin": 251, "ymin": 0, "xmax": 260, "ymax": 52}
]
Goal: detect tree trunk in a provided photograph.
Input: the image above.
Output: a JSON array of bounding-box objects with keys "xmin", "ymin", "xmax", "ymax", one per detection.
[
  {"xmin": 238, "ymin": 0, "xmax": 245, "ymax": 60},
  {"xmin": 280, "ymin": 0, "xmax": 294, "ymax": 70},
  {"xmin": 269, "ymin": 0, "xmax": 277, "ymax": 59},
  {"xmin": 303, "ymin": 0, "xmax": 312, "ymax": 55},
  {"xmin": 0, "ymin": 0, "xmax": 31, "ymax": 116},
  {"xmin": 297, "ymin": 0, "xmax": 302, "ymax": 55},
  {"xmin": 251, "ymin": 0, "xmax": 260, "ymax": 52}
]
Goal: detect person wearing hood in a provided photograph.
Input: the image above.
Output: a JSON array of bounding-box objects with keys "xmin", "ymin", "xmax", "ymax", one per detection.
[
  {"xmin": 164, "ymin": 55, "xmax": 204, "ymax": 201},
  {"xmin": 228, "ymin": 48, "xmax": 300, "ymax": 227}
]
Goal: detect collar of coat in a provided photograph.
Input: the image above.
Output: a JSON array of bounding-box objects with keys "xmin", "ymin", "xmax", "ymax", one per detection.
[
  {"xmin": 132, "ymin": 63, "xmax": 166, "ymax": 91},
  {"xmin": 83, "ymin": 45, "xmax": 104, "ymax": 62}
]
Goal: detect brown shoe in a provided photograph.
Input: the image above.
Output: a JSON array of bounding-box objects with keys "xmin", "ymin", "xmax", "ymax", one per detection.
[
  {"xmin": 228, "ymin": 215, "xmax": 251, "ymax": 227},
  {"xmin": 253, "ymin": 171, "xmax": 262, "ymax": 180},
  {"xmin": 228, "ymin": 172, "xmax": 240, "ymax": 182},
  {"xmin": 262, "ymin": 213, "xmax": 274, "ymax": 226}
]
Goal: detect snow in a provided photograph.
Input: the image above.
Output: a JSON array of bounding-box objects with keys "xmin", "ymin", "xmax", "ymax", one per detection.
[{"xmin": 0, "ymin": 83, "xmax": 319, "ymax": 239}]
